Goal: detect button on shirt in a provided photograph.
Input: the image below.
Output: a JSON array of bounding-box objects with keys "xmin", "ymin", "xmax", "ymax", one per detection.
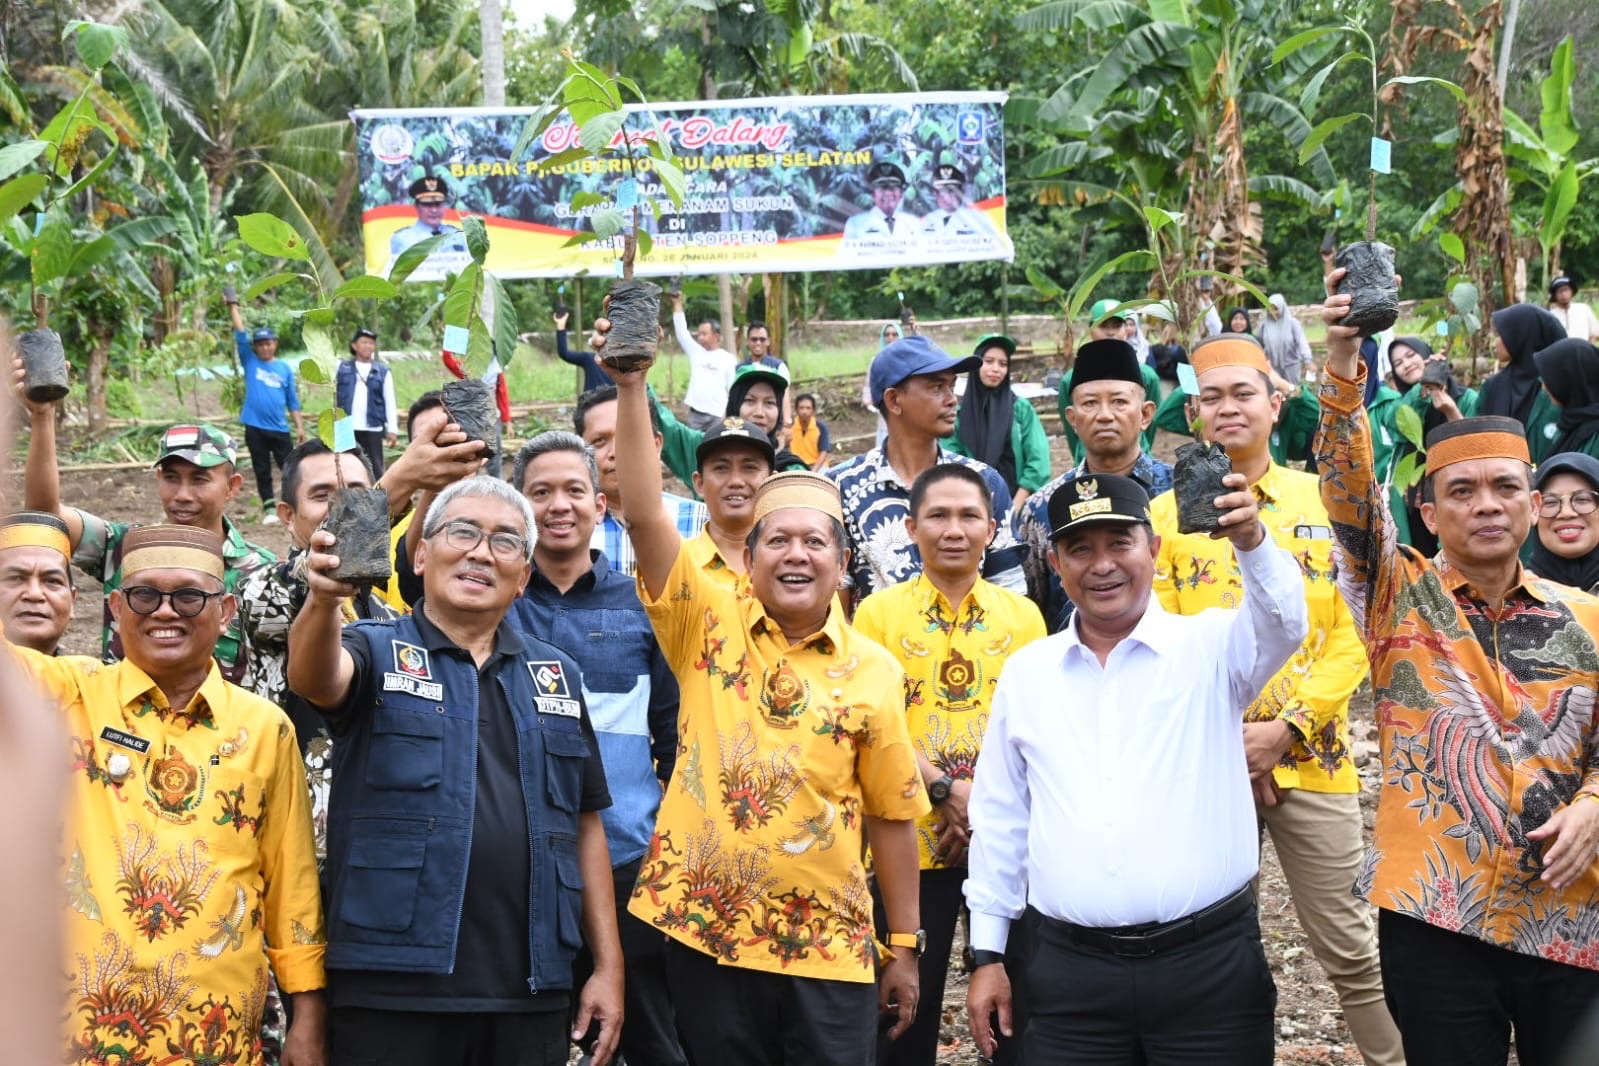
[
  {"xmin": 1151, "ymin": 464, "xmax": 1368, "ymax": 794},
  {"xmin": 964, "ymin": 534, "xmax": 1307, "ymax": 949},
  {"xmin": 830, "ymin": 445, "xmax": 1027, "ymax": 604},
  {"xmin": 1317, "ymin": 364, "xmax": 1599, "ymax": 969},
  {"xmin": 632, "ymin": 540, "xmax": 930, "ymax": 981}
]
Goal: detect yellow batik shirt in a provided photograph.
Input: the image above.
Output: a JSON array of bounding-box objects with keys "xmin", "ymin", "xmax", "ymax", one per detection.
[
  {"xmin": 853, "ymin": 574, "xmax": 1046, "ymax": 869},
  {"xmin": 632, "ymin": 541, "xmax": 930, "ymax": 982},
  {"xmin": 14, "ymin": 647, "xmax": 325, "ymax": 1066},
  {"xmin": 1151, "ymin": 463, "xmax": 1369, "ymax": 793}
]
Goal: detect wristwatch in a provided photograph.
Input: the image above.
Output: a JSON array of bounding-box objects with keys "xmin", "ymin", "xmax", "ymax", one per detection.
[
  {"xmin": 887, "ymin": 930, "xmax": 926, "ymax": 958},
  {"xmin": 970, "ymin": 949, "xmax": 1006, "ymax": 969},
  {"xmin": 927, "ymin": 773, "xmax": 954, "ymax": 805}
]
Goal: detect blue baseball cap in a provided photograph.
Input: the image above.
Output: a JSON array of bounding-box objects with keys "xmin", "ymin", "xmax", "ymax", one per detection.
[
  {"xmin": 251, "ymin": 326, "xmax": 278, "ymax": 343},
  {"xmin": 868, "ymin": 335, "xmax": 980, "ymax": 406}
]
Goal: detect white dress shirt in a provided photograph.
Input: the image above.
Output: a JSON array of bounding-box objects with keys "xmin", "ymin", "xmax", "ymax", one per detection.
[
  {"xmin": 965, "ymin": 533, "xmax": 1308, "ymax": 950},
  {"xmin": 348, "ymin": 360, "xmax": 399, "ymax": 435},
  {"xmin": 672, "ymin": 311, "xmax": 739, "ymax": 417}
]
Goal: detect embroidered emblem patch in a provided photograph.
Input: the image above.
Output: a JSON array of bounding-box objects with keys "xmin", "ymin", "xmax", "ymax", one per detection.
[
  {"xmin": 393, "ymin": 641, "xmax": 431, "ymax": 678},
  {"xmin": 529, "ymin": 660, "xmax": 570, "ymax": 697}
]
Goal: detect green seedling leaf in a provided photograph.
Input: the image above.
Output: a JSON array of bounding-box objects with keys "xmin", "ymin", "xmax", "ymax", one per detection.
[
  {"xmin": 1395, "ymin": 403, "xmax": 1425, "ymax": 452},
  {"xmin": 236, "ymin": 212, "xmax": 310, "ymax": 261},
  {"xmin": 635, "ymin": 228, "xmax": 653, "ymax": 259},
  {"xmin": 590, "ymin": 208, "xmax": 625, "ymax": 240},
  {"xmin": 302, "ymin": 307, "xmax": 337, "ymax": 325},
  {"xmin": 298, "ymin": 357, "xmax": 328, "ymax": 385},
  {"xmin": 0, "ymin": 140, "xmax": 48, "ymax": 182},
  {"xmin": 1382, "ymin": 76, "xmax": 1467, "ymax": 103},
  {"xmin": 486, "ymin": 272, "xmax": 520, "ymax": 366},
  {"xmin": 334, "ymin": 275, "xmax": 398, "ymax": 301},
  {"xmin": 245, "ymin": 271, "xmax": 306, "ymax": 300},
  {"xmin": 388, "ymin": 233, "xmax": 447, "ymax": 284},
  {"xmin": 316, "ymin": 408, "xmax": 338, "ymax": 449},
  {"xmin": 64, "ymin": 21, "xmax": 128, "ymax": 71},
  {"xmin": 1300, "ymin": 114, "xmax": 1366, "ymax": 165},
  {"xmin": 66, "ymin": 234, "xmax": 116, "ymax": 278},
  {"xmin": 563, "ymin": 231, "xmax": 604, "ymax": 247},
  {"xmin": 1067, "ymin": 250, "xmax": 1157, "ymax": 320},
  {"xmin": 30, "ymin": 214, "xmax": 74, "ymax": 288},
  {"xmin": 1438, "ymin": 233, "xmax": 1465, "ymax": 264},
  {"xmin": 1450, "ymin": 280, "xmax": 1479, "ymax": 318},
  {"xmin": 441, "ymin": 263, "xmax": 483, "ymax": 330},
  {"xmin": 1142, "ymin": 205, "xmax": 1182, "ymax": 233},
  {"xmin": 0, "ymin": 173, "xmax": 48, "ymax": 229},
  {"xmin": 654, "ymin": 157, "xmax": 687, "ymax": 210},
  {"xmin": 578, "ymin": 111, "xmax": 626, "ymax": 155},
  {"xmin": 1393, "ymin": 452, "xmax": 1424, "ymax": 491},
  {"xmin": 1024, "ymin": 264, "xmax": 1065, "ymax": 300},
  {"xmin": 462, "ymin": 216, "xmax": 490, "ymax": 265},
  {"xmin": 571, "ymin": 191, "xmax": 605, "ymax": 210},
  {"xmin": 301, "ymin": 324, "xmax": 337, "ymax": 369},
  {"xmin": 1272, "ymin": 25, "xmax": 1349, "ymax": 64}
]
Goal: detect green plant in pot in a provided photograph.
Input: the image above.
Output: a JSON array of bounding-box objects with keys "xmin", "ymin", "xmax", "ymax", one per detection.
[
  {"xmin": 430, "ymin": 216, "xmax": 519, "ymax": 460},
  {"xmin": 512, "ymin": 51, "xmax": 686, "ymax": 371}
]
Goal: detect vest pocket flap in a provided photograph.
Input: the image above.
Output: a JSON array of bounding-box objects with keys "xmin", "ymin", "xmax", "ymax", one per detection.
[
  {"xmin": 553, "ymin": 839, "xmax": 583, "ymax": 948},
  {"xmin": 544, "ymin": 729, "xmax": 590, "ymax": 812},
  {"xmin": 373, "ymin": 707, "xmax": 445, "ymax": 738},
  {"xmin": 339, "ymin": 834, "xmax": 427, "ymax": 932},
  {"xmin": 366, "ymin": 708, "xmax": 444, "ymax": 790},
  {"xmin": 543, "ymin": 729, "xmax": 591, "ymax": 758}
]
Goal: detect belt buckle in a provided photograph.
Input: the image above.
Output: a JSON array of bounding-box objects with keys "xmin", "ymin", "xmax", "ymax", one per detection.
[{"xmin": 1105, "ymin": 931, "xmax": 1156, "ymax": 959}]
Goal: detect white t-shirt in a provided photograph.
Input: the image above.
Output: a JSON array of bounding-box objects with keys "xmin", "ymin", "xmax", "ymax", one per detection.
[
  {"xmin": 1552, "ymin": 302, "xmax": 1599, "ymax": 342},
  {"xmin": 673, "ymin": 311, "xmax": 739, "ymax": 417}
]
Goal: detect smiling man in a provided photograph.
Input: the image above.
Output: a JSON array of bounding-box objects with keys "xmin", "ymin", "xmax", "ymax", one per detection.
[
  {"xmin": 290, "ymin": 475, "xmax": 624, "ymax": 1066},
  {"xmin": 0, "ymin": 510, "xmax": 76, "ymax": 655},
  {"xmin": 853, "ymin": 464, "xmax": 1045, "ymax": 1066},
  {"xmin": 1318, "ymin": 268, "xmax": 1599, "ymax": 1065}
]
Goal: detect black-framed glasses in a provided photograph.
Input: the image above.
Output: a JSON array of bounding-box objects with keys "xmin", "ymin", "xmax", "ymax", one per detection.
[
  {"xmin": 436, "ymin": 520, "xmax": 527, "ymax": 561},
  {"xmin": 121, "ymin": 585, "xmax": 226, "ymax": 617},
  {"xmin": 1540, "ymin": 491, "xmax": 1599, "ymax": 517}
]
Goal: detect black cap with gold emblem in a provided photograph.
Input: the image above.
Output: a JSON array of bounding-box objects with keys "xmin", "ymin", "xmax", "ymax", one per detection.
[
  {"xmin": 408, "ymin": 175, "xmax": 449, "ymax": 203},
  {"xmin": 931, "ymin": 164, "xmax": 965, "ymax": 188},
  {"xmin": 1045, "ymin": 473, "xmax": 1153, "ymax": 541}
]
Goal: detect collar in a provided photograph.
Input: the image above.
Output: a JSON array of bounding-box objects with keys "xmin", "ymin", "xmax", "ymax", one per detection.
[
  {"xmin": 684, "ymin": 527, "xmax": 734, "ymax": 572},
  {"xmin": 909, "ymin": 571, "xmax": 985, "ymax": 616},
  {"xmin": 745, "ymin": 593, "xmax": 847, "ymax": 656},
  {"xmin": 1434, "ymin": 556, "xmax": 1549, "ymax": 604},
  {"xmin": 1059, "ymin": 595, "xmax": 1176, "ymax": 661},
  {"xmin": 1074, "ymin": 450, "xmax": 1163, "ymax": 490},
  {"xmin": 1251, "ymin": 461, "xmax": 1289, "ymax": 507},
  {"xmin": 528, "ymin": 549, "xmax": 605, "ymax": 596},
  {"xmin": 117, "ymin": 657, "xmax": 227, "ymax": 723},
  {"xmin": 868, "ymin": 442, "xmax": 957, "ymax": 489},
  {"xmin": 412, "ymin": 597, "xmax": 528, "ymax": 660},
  {"xmin": 220, "ymin": 516, "xmax": 258, "ymax": 563}
]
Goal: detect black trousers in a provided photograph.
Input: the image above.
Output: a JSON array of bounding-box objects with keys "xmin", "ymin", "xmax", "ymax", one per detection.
[
  {"xmin": 353, "ymin": 429, "xmax": 386, "ymax": 478},
  {"xmin": 244, "ymin": 424, "xmax": 294, "ymax": 506},
  {"xmin": 571, "ymin": 857, "xmax": 688, "ymax": 1066},
  {"xmin": 991, "ymin": 907, "xmax": 1039, "ymax": 1066},
  {"xmin": 1379, "ymin": 908, "xmax": 1599, "ymax": 1066},
  {"xmin": 1023, "ymin": 901, "xmax": 1275, "ymax": 1065},
  {"xmin": 329, "ymin": 1005, "xmax": 568, "ymax": 1066},
  {"xmin": 873, "ymin": 865, "xmax": 965, "ymax": 1066},
  {"xmin": 663, "ymin": 937, "xmax": 878, "ymax": 1066}
]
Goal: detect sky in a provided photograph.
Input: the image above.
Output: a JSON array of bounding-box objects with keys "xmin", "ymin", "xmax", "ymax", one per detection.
[{"xmin": 507, "ymin": 0, "xmax": 575, "ymax": 30}]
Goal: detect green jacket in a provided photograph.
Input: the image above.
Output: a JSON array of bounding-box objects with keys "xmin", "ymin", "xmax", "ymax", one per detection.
[
  {"xmin": 946, "ymin": 398, "xmax": 1052, "ymax": 493},
  {"xmin": 1525, "ymin": 390, "xmax": 1565, "ymax": 465},
  {"xmin": 1058, "ymin": 362, "xmax": 1162, "ymax": 461},
  {"xmin": 653, "ymin": 389, "xmax": 703, "ymax": 491},
  {"xmin": 1372, "ymin": 383, "xmax": 1482, "ymax": 545}
]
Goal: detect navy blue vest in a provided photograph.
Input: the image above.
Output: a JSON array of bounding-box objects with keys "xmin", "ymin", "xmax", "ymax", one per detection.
[
  {"xmin": 323, "ymin": 613, "xmax": 589, "ymax": 991},
  {"xmin": 336, "ymin": 359, "xmax": 389, "ymax": 430}
]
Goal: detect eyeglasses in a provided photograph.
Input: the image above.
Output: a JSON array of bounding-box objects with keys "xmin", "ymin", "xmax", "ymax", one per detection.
[
  {"xmin": 121, "ymin": 585, "xmax": 226, "ymax": 617},
  {"xmin": 1540, "ymin": 491, "xmax": 1599, "ymax": 517},
  {"xmin": 436, "ymin": 520, "xmax": 527, "ymax": 561}
]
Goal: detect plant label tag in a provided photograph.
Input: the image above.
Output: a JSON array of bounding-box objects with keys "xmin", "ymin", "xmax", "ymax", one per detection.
[
  {"xmin": 616, "ymin": 179, "xmax": 639, "ymax": 210},
  {"xmin": 1370, "ymin": 137, "xmax": 1392, "ymax": 175},
  {"xmin": 333, "ymin": 416, "xmax": 356, "ymax": 452},
  {"xmin": 1176, "ymin": 362, "xmax": 1200, "ymax": 396},
  {"xmin": 442, "ymin": 324, "xmax": 471, "ymax": 354},
  {"xmin": 1436, "ymin": 319, "xmax": 1451, "ymax": 336}
]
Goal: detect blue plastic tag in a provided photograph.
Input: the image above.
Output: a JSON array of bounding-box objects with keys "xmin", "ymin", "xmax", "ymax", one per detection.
[
  {"xmin": 333, "ymin": 416, "xmax": 356, "ymax": 452},
  {"xmin": 1176, "ymin": 362, "xmax": 1200, "ymax": 395},
  {"xmin": 442, "ymin": 324, "xmax": 471, "ymax": 354},
  {"xmin": 1436, "ymin": 319, "xmax": 1451, "ymax": 336},
  {"xmin": 1370, "ymin": 137, "xmax": 1392, "ymax": 175},
  {"xmin": 616, "ymin": 179, "xmax": 639, "ymax": 211}
]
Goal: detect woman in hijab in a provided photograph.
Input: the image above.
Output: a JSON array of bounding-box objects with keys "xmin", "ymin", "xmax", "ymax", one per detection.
[
  {"xmin": 1385, "ymin": 339, "xmax": 1478, "ymax": 553},
  {"xmin": 1480, "ymin": 304, "xmax": 1566, "ymax": 455},
  {"xmin": 947, "ymin": 334, "xmax": 1049, "ymax": 511},
  {"xmin": 1225, "ymin": 307, "xmax": 1253, "ymax": 335},
  {"xmin": 1531, "ymin": 453, "xmax": 1599, "ymax": 593},
  {"xmin": 1258, "ymin": 294, "xmax": 1312, "ymax": 385},
  {"xmin": 1533, "ymin": 338, "xmax": 1599, "ymax": 459},
  {"xmin": 864, "ymin": 321, "xmax": 902, "ymax": 447}
]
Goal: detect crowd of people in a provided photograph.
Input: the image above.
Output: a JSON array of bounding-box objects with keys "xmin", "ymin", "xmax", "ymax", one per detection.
[{"xmin": 4, "ymin": 260, "xmax": 1599, "ymax": 1066}]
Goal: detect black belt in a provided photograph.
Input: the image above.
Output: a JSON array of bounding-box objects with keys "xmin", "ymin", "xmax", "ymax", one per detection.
[{"xmin": 1039, "ymin": 885, "xmax": 1255, "ymax": 959}]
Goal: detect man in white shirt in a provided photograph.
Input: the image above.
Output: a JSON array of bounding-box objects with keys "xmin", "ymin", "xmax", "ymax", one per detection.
[
  {"xmin": 965, "ymin": 472, "xmax": 1308, "ymax": 1064},
  {"xmin": 670, "ymin": 292, "xmax": 738, "ymax": 431},
  {"xmin": 337, "ymin": 328, "xmax": 399, "ymax": 477},
  {"xmin": 842, "ymin": 161, "xmax": 922, "ymax": 247},
  {"xmin": 1548, "ymin": 274, "xmax": 1599, "ymax": 341}
]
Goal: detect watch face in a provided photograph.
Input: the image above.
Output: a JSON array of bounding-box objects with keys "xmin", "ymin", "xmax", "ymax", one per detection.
[{"xmin": 929, "ymin": 776, "xmax": 952, "ymax": 803}]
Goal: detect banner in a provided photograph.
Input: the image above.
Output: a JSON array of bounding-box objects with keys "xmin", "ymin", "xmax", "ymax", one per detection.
[{"xmin": 352, "ymin": 92, "xmax": 1010, "ymax": 282}]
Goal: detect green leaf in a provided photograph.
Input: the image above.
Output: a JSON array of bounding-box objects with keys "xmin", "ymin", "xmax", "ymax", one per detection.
[
  {"xmin": 245, "ymin": 271, "xmax": 303, "ymax": 300},
  {"xmin": 0, "ymin": 173, "xmax": 48, "ymax": 229},
  {"xmin": 653, "ymin": 157, "xmax": 687, "ymax": 210},
  {"xmin": 1382, "ymin": 76, "xmax": 1467, "ymax": 104},
  {"xmin": 511, "ymin": 100, "xmax": 566, "ymax": 166},
  {"xmin": 104, "ymin": 216, "xmax": 177, "ymax": 253},
  {"xmin": 1176, "ymin": 269, "xmax": 1275, "ymax": 311},
  {"xmin": 1540, "ymin": 161, "xmax": 1579, "ymax": 250},
  {"xmin": 1298, "ymin": 55, "xmax": 1357, "ymax": 116},
  {"xmin": 1438, "ymin": 232, "xmax": 1466, "ymax": 263},
  {"xmin": 1272, "ymin": 25, "xmax": 1349, "ymax": 64},
  {"xmin": 578, "ymin": 111, "xmax": 626, "ymax": 155},
  {"xmin": 235, "ymin": 212, "xmax": 310, "ymax": 261},
  {"xmin": 334, "ymin": 275, "xmax": 398, "ymax": 301},
  {"xmin": 538, "ymin": 146, "xmax": 592, "ymax": 172},
  {"xmin": 37, "ymin": 100, "xmax": 111, "ymax": 178},
  {"xmin": 486, "ymin": 273, "xmax": 519, "ymax": 366},
  {"xmin": 1539, "ymin": 37, "xmax": 1579, "ymax": 157},
  {"xmin": 1142, "ymin": 205, "xmax": 1181, "ymax": 232},
  {"xmin": 298, "ymin": 357, "xmax": 328, "ymax": 385},
  {"xmin": 0, "ymin": 140, "xmax": 47, "ymax": 182},
  {"xmin": 1024, "ymin": 264, "xmax": 1064, "ymax": 300},
  {"xmin": 30, "ymin": 215, "xmax": 74, "ymax": 288},
  {"xmin": 635, "ymin": 228, "xmax": 653, "ymax": 259},
  {"xmin": 1392, "ymin": 451, "xmax": 1422, "ymax": 491},
  {"xmin": 57, "ymin": 144, "xmax": 119, "ymax": 203},
  {"xmin": 316, "ymin": 408, "xmax": 337, "ymax": 448},
  {"xmin": 1299, "ymin": 114, "xmax": 1366, "ymax": 165},
  {"xmin": 562, "ymin": 231, "xmax": 605, "ymax": 247},
  {"xmin": 1450, "ymin": 280, "xmax": 1480, "ymax": 318},
  {"xmin": 590, "ymin": 208, "xmax": 625, "ymax": 240},
  {"xmin": 571, "ymin": 191, "xmax": 605, "ymax": 210},
  {"xmin": 301, "ymin": 324, "xmax": 337, "ymax": 369},
  {"xmin": 442, "ymin": 263, "xmax": 483, "ymax": 330},
  {"xmin": 1395, "ymin": 403, "xmax": 1425, "ymax": 451},
  {"xmin": 462, "ymin": 216, "xmax": 490, "ymax": 265},
  {"xmin": 388, "ymin": 233, "xmax": 446, "ymax": 285},
  {"xmin": 66, "ymin": 234, "xmax": 116, "ymax": 278},
  {"xmin": 302, "ymin": 306, "xmax": 337, "ymax": 326},
  {"xmin": 1066, "ymin": 250, "xmax": 1157, "ymax": 320},
  {"xmin": 64, "ymin": 21, "xmax": 127, "ymax": 71},
  {"xmin": 1248, "ymin": 174, "xmax": 1324, "ymax": 207}
]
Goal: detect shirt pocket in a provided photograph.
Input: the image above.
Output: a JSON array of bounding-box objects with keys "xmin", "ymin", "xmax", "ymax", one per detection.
[
  {"xmin": 365, "ymin": 707, "xmax": 444, "ymax": 791},
  {"xmin": 205, "ymin": 764, "xmax": 269, "ymax": 866},
  {"xmin": 554, "ymin": 836, "xmax": 584, "ymax": 949},
  {"xmin": 544, "ymin": 728, "xmax": 591, "ymax": 813},
  {"xmin": 337, "ymin": 832, "xmax": 427, "ymax": 932}
]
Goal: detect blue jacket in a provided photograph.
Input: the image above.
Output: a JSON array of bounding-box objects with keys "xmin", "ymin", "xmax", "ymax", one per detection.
[
  {"xmin": 322, "ymin": 610, "xmax": 590, "ymax": 990},
  {"xmin": 336, "ymin": 359, "xmax": 389, "ymax": 431}
]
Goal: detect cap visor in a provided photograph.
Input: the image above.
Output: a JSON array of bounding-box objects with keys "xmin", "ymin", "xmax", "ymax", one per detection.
[
  {"xmin": 155, "ymin": 450, "xmax": 230, "ymax": 470},
  {"xmin": 1048, "ymin": 512, "xmax": 1144, "ymax": 540}
]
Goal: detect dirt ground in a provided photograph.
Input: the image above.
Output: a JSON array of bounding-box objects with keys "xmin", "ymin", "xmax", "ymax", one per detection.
[{"xmin": 39, "ymin": 374, "xmax": 1378, "ymax": 1066}]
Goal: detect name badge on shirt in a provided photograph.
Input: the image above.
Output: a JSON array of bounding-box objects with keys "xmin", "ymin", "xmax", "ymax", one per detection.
[
  {"xmin": 99, "ymin": 725, "xmax": 151, "ymax": 754},
  {"xmin": 535, "ymin": 696, "xmax": 581, "ymax": 719},
  {"xmin": 1294, "ymin": 525, "xmax": 1332, "ymax": 541},
  {"xmin": 383, "ymin": 673, "xmax": 444, "ymax": 701}
]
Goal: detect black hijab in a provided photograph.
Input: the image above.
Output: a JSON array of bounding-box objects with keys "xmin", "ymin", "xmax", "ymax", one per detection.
[
  {"xmin": 1534, "ymin": 338, "xmax": 1599, "ymax": 456},
  {"xmin": 957, "ymin": 342, "xmax": 1018, "ymax": 488},
  {"xmin": 1531, "ymin": 452, "xmax": 1599, "ymax": 593},
  {"xmin": 1224, "ymin": 307, "xmax": 1253, "ymax": 335},
  {"xmin": 1481, "ymin": 304, "xmax": 1565, "ymax": 425}
]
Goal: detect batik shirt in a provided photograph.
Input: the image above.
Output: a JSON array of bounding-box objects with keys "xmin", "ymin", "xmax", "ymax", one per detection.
[
  {"xmin": 1317, "ymin": 364, "xmax": 1599, "ymax": 969},
  {"xmin": 1151, "ymin": 464, "xmax": 1367, "ymax": 794},
  {"xmin": 853, "ymin": 574, "xmax": 1045, "ymax": 868},
  {"xmin": 73, "ymin": 511, "xmax": 276, "ymax": 683},
  {"xmin": 1015, "ymin": 452, "xmax": 1173, "ymax": 629},
  {"xmin": 829, "ymin": 446, "xmax": 1026, "ymax": 606},
  {"xmin": 237, "ymin": 548, "xmax": 398, "ymax": 862},
  {"xmin": 12, "ymin": 647, "xmax": 325, "ymax": 1064},
  {"xmin": 631, "ymin": 542, "xmax": 929, "ymax": 981}
]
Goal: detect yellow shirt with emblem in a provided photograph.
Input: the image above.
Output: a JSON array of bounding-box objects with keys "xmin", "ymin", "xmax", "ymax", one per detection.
[
  {"xmin": 632, "ymin": 539, "xmax": 930, "ymax": 981},
  {"xmin": 1150, "ymin": 462, "xmax": 1368, "ymax": 793},
  {"xmin": 12, "ymin": 647, "xmax": 325, "ymax": 1066},
  {"xmin": 853, "ymin": 575, "xmax": 1046, "ymax": 869}
]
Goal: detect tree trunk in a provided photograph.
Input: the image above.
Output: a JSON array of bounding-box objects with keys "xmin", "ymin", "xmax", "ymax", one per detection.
[
  {"xmin": 1452, "ymin": 0, "xmax": 1513, "ymax": 367},
  {"xmin": 87, "ymin": 326, "xmax": 112, "ymax": 435},
  {"xmin": 764, "ymin": 273, "xmax": 787, "ymax": 367},
  {"xmin": 480, "ymin": 0, "xmax": 506, "ymax": 107}
]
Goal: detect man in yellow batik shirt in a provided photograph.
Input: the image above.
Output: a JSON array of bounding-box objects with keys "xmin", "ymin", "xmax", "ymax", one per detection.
[
  {"xmin": 1150, "ymin": 333, "xmax": 1402, "ymax": 1066},
  {"xmin": 854, "ymin": 463, "xmax": 1045, "ymax": 1066},
  {"xmin": 5, "ymin": 525, "xmax": 326, "ymax": 1066},
  {"xmin": 603, "ymin": 333, "xmax": 929, "ymax": 1066}
]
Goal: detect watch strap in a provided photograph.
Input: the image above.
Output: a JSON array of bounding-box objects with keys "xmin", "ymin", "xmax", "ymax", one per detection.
[
  {"xmin": 970, "ymin": 949, "xmax": 1006, "ymax": 968},
  {"xmin": 886, "ymin": 932, "xmax": 920, "ymax": 950}
]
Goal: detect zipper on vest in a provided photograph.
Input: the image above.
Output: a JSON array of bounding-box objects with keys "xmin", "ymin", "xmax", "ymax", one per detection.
[
  {"xmin": 521, "ymin": 696, "xmax": 538, "ymax": 996},
  {"xmin": 448, "ymin": 664, "xmax": 479, "ymax": 976}
]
